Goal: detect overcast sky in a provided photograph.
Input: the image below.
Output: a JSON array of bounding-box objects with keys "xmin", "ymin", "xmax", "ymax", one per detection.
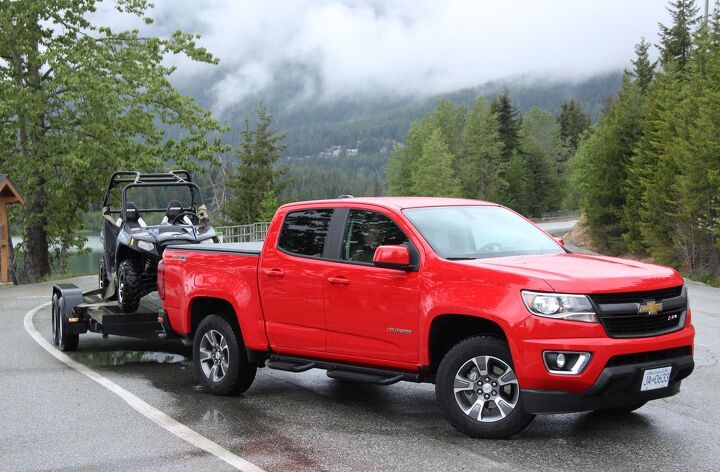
[{"xmin": 96, "ymin": 0, "xmax": 674, "ymax": 113}]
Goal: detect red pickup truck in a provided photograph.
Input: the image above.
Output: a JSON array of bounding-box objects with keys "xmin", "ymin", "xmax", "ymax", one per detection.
[{"xmin": 158, "ymin": 197, "xmax": 694, "ymax": 438}]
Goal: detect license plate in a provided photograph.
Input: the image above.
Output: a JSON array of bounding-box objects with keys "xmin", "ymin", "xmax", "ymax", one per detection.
[{"xmin": 640, "ymin": 366, "xmax": 672, "ymax": 391}]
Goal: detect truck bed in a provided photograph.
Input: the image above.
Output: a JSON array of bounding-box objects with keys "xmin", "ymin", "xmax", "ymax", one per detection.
[{"xmin": 167, "ymin": 241, "xmax": 263, "ymax": 255}]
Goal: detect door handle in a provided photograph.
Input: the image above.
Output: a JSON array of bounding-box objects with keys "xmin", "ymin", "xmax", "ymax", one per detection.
[
  {"xmin": 263, "ymin": 268, "xmax": 285, "ymax": 278},
  {"xmin": 327, "ymin": 276, "xmax": 350, "ymax": 286}
]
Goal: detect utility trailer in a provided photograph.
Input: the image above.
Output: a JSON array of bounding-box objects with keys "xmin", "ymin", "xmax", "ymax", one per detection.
[{"xmin": 50, "ymin": 283, "xmax": 177, "ymax": 351}]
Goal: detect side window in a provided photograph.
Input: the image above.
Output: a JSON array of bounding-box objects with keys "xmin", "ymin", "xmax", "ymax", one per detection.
[
  {"xmin": 278, "ymin": 209, "xmax": 334, "ymax": 257},
  {"xmin": 341, "ymin": 210, "xmax": 409, "ymax": 263}
]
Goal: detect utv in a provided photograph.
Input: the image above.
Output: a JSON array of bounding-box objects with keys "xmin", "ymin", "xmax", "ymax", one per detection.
[{"xmin": 99, "ymin": 171, "xmax": 219, "ymax": 312}]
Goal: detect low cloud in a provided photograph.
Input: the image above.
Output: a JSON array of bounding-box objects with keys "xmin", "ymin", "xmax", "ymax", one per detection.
[{"xmin": 94, "ymin": 0, "xmax": 673, "ymax": 114}]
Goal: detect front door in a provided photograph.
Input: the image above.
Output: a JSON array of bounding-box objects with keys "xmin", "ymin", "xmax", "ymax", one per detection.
[{"xmin": 324, "ymin": 209, "xmax": 421, "ymax": 364}]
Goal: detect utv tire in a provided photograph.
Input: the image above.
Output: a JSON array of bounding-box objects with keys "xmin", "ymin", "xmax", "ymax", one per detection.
[
  {"xmin": 98, "ymin": 258, "xmax": 109, "ymax": 293},
  {"xmin": 117, "ymin": 259, "xmax": 141, "ymax": 313},
  {"xmin": 193, "ymin": 315, "xmax": 257, "ymax": 396},
  {"xmin": 436, "ymin": 336, "xmax": 535, "ymax": 439},
  {"xmin": 56, "ymin": 296, "xmax": 79, "ymax": 352},
  {"xmin": 51, "ymin": 293, "xmax": 60, "ymax": 346},
  {"xmin": 595, "ymin": 402, "xmax": 647, "ymax": 414}
]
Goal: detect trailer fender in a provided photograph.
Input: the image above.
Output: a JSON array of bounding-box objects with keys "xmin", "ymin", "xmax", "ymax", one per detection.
[{"xmin": 52, "ymin": 283, "xmax": 84, "ymax": 320}]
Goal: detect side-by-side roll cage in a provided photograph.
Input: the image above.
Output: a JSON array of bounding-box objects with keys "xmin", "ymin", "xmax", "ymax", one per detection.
[{"xmin": 101, "ymin": 170, "xmax": 205, "ymax": 220}]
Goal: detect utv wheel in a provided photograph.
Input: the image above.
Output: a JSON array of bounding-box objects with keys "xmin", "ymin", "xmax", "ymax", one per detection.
[
  {"xmin": 98, "ymin": 258, "xmax": 109, "ymax": 293},
  {"xmin": 117, "ymin": 259, "xmax": 141, "ymax": 313},
  {"xmin": 595, "ymin": 402, "xmax": 647, "ymax": 414},
  {"xmin": 51, "ymin": 294, "xmax": 59, "ymax": 346},
  {"xmin": 436, "ymin": 336, "xmax": 534, "ymax": 439},
  {"xmin": 56, "ymin": 296, "xmax": 79, "ymax": 352},
  {"xmin": 193, "ymin": 315, "xmax": 257, "ymax": 396}
]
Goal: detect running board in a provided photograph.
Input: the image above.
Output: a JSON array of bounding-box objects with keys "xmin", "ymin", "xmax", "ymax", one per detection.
[
  {"xmin": 266, "ymin": 360, "xmax": 316, "ymax": 373},
  {"xmin": 326, "ymin": 370, "xmax": 404, "ymax": 385},
  {"xmin": 266, "ymin": 354, "xmax": 422, "ymax": 384}
]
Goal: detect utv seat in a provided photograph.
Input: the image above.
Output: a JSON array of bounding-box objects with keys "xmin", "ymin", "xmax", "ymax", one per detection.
[
  {"xmin": 161, "ymin": 199, "xmax": 192, "ymax": 225},
  {"xmin": 123, "ymin": 202, "xmax": 147, "ymax": 229}
]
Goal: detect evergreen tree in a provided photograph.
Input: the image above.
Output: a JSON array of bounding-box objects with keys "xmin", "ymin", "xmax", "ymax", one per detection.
[
  {"xmin": 658, "ymin": 0, "xmax": 700, "ymax": 69},
  {"xmin": 226, "ymin": 103, "xmax": 287, "ymax": 224},
  {"xmin": 411, "ymin": 128, "xmax": 461, "ymax": 197},
  {"xmin": 459, "ymin": 98, "xmax": 503, "ymax": 199},
  {"xmin": 573, "ymin": 74, "xmax": 644, "ymax": 253},
  {"xmin": 387, "ymin": 116, "xmax": 434, "ymax": 195},
  {"xmin": 433, "ymin": 99, "xmax": 467, "ymax": 158},
  {"xmin": 632, "ymin": 38, "xmax": 657, "ymax": 92},
  {"xmin": 0, "ymin": 0, "xmax": 227, "ymax": 281},
  {"xmin": 499, "ymin": 152, "xmax": 530, "ymax": 214},
  {"xmin": 490, "ymin": 89, "xmax": 521, "ymax": 161},
  {"xmin": 559, "ymin": 100, "xmax": 591, "ymax": 151}
]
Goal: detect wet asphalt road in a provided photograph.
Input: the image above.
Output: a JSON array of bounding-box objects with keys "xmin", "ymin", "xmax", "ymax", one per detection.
[{"xmin": 1, "ymin": 275, "xmax": 719, "ymax": 472}]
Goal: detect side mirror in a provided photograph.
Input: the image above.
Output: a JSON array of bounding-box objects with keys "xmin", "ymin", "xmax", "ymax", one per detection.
[
  {"xmin": 373, "ymin": 245, "xmax": 412, "ymax": 271},
  {"xmin": 553, "ymin": 237, "xmax": 565, "ymax": 247}
]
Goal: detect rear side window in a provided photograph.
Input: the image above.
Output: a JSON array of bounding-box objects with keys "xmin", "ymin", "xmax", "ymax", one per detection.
[{"xmin": 278, "ymin": 209, "xmax": 334, "ymax": 257}]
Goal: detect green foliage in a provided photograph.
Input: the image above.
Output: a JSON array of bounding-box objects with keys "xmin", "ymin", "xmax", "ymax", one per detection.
[
  {"xmin": 558, "ymin": 100, "xmax": 591, "ymax": 151},
  {"xmin": 632, "ymin": 38, "xmax": 656, "ymax": 92},
  {"xmin": 573, "ymin": 75, "xmax": 643, "ymax": 253},
  {"xmin": 499, "ymin": 152, "xmax": 530, "ymax": 214},
  {"xmin": 0, "ymin": 0, "xmax": 227, "ymax": 281},
  {"xmin": 658, "ymin": 0, "xmax": 700, "ymax": 69},
  {"xmin": 226, "ymin": 103, "xmax": 287, "ymax": 224},
  {"xmin": 411, "ymin": 128, "xmax": 461, "ymax": 197},
  {"xmin": 490, "ymin": 89, "xmax": 521, "ymax": 160},
  {"xmin": 459, "ymin": 97, "xmax": 503, "ymax": 199}
]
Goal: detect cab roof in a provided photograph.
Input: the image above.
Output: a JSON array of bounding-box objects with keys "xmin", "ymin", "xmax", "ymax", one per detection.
[{"xmin": 281, "ymin": 196, "xmax": 497, "ymax": 211}]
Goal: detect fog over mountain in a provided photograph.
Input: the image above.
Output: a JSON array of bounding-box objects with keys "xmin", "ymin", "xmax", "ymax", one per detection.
[{"xmin": 93, "ymin": 0, "xmax": 670, "ymax": 115}]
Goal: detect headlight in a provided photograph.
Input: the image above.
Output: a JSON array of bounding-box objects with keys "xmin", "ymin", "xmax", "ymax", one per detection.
[
  {"xmin": 521, "ymin": 291, "xmax": 597, "ymax": 323},
  {"xmin": 137, "ymin": 240, "xmax": 155, "ymax": 251}
]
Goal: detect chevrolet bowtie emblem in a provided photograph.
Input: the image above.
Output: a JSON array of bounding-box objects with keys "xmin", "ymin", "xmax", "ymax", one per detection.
[{"xmin": 638, "ymin": 300, "xmax": 663, "ymax": 315}]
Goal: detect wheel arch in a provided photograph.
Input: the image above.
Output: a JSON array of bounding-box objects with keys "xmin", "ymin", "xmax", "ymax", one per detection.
[
  {"xmin": 189, "ymin": 296, "xmax": 242, "ymax": 338},
  {"xmin": 427, "ymin": 314, "xmax": 509, "ymax": 376}
]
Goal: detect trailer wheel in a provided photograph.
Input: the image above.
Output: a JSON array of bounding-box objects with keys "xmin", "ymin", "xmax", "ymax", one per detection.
[
  {"xmin": 51, "ymin": 293, "xmax": 60, "ymax": 346},
  {"xmin": 117, "ymin": 259, "xmax": 141, "ymax": 313},
  {"xmin": 193, "ymin": 315, "xmax": 257, "ymax": 396},
  {"xmin": 56, "ymin": 296, "xmax": 79, "ymax": 352}
]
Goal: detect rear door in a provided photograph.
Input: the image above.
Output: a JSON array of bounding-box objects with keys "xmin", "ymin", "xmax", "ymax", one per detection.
[
  {"xmin": 323, "ymin": 208, "xmax": 421, "ymax": 365},
  {"xmin": 259, "ymin": 208, "xmax": 335, "ymax": 353}
]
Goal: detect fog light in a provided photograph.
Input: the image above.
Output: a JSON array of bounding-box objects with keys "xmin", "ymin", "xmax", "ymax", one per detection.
[{"xmin": 543, "ymin": 351, "xmax": 591, "ymax": 375}]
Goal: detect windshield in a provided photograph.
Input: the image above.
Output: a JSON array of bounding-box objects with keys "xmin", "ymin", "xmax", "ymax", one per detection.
[{"xmin": 403, "ymin": 206, "xmax": 563, "ymax": 259}]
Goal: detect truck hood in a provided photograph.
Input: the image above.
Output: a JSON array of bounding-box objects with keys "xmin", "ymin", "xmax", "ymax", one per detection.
[{"xmin": 462, "ymin": 253, "xmax": 683, "ymax": 294}]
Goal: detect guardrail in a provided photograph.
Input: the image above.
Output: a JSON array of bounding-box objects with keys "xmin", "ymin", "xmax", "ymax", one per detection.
[{"xmin": 216, "ymin": 222, "xmax": 270, "ymax": 243}]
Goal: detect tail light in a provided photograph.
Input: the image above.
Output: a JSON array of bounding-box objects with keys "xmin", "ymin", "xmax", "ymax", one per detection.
[{"xmin": 157, "ymin": 259, "xmax": 166, "ymax": 299}]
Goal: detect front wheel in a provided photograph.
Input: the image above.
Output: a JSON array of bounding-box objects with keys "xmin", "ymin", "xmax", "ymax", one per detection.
[
  {"xmin": 435, "ymin": 336, "xmax": 534, "ymax": 439},
  {"xmin": 193, "ymin": 315, "xmax": 257, "ymax": 396},
  {"xmin": 117, "ymin": 259, "xmax": 141, "ymax": 313}
]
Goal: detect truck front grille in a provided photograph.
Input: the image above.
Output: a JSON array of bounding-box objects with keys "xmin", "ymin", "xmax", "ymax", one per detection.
[{"xmin": 590, "ymin": 286, "xmax": 687, "ymax": 338}]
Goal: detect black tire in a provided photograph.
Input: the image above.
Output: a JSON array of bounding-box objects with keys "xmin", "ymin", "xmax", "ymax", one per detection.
[
  {"xmin": 99, "ymin": 257, "xmax": 109, "ymax": 293},
  {"xmin": 51, "ymin": 293, "xmax": 59, "ymax": 346},
  {"xmin": 193, "ymin": 315, "xmax": 256, "ymax": 396},
  {"xmin": 595, "ymin": 402, "xmax": 647, "ymax": 414},
  {"xmin": 435, "ymin": 336, "xmax": 535, "ymax": 439},
  {"xmin": 57, "ymin": 296, "xmax": 79, "ymax": 352},
  {"xmin": 117, "ymin": 259, "xmax": 141, "ymax": 313}
]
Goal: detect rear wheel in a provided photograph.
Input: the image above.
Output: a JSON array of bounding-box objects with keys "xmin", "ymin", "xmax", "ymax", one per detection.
[
  {"xmin": 117, "ymin": 259, "xmax": 141, "ymax": 313},
  {"xmin": 436, "ymin": 336, "xmax": 534, "ymax": 439},
  {"xmin": 193, "ymin": 315, "xmax": 256, "ymax": 396},
  {"xmin": 56, "ymin": 296, "xmax": 79, "ymax": 352}
]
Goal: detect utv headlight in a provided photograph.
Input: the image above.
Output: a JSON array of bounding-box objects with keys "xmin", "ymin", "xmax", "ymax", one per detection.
[
  {"xmin": 199, "ymin": 237, "xmax": 216, "ymax": 244},
  {"xmin": 137, "ymin": 240, "xmax": 155, "ymax": 251},
  {"xmin": 521, "ymin": 291, "xmax": 597, "ymax": 323}
]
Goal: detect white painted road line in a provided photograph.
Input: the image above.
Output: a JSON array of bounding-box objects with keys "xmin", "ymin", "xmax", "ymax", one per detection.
[{"xmin": 24, "ymin": 302, "xmax": 266, "ymax": 472}]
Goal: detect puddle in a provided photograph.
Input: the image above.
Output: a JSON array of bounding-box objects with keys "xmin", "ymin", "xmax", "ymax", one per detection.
[{"xmin": 73, "ymin": 350, "xmax": 187, "ymax": 367}]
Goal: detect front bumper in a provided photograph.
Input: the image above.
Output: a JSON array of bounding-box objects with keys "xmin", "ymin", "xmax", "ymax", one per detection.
[{"xmin": 522, "ymin": 353, "xmax": 694, "ymax": 413}]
